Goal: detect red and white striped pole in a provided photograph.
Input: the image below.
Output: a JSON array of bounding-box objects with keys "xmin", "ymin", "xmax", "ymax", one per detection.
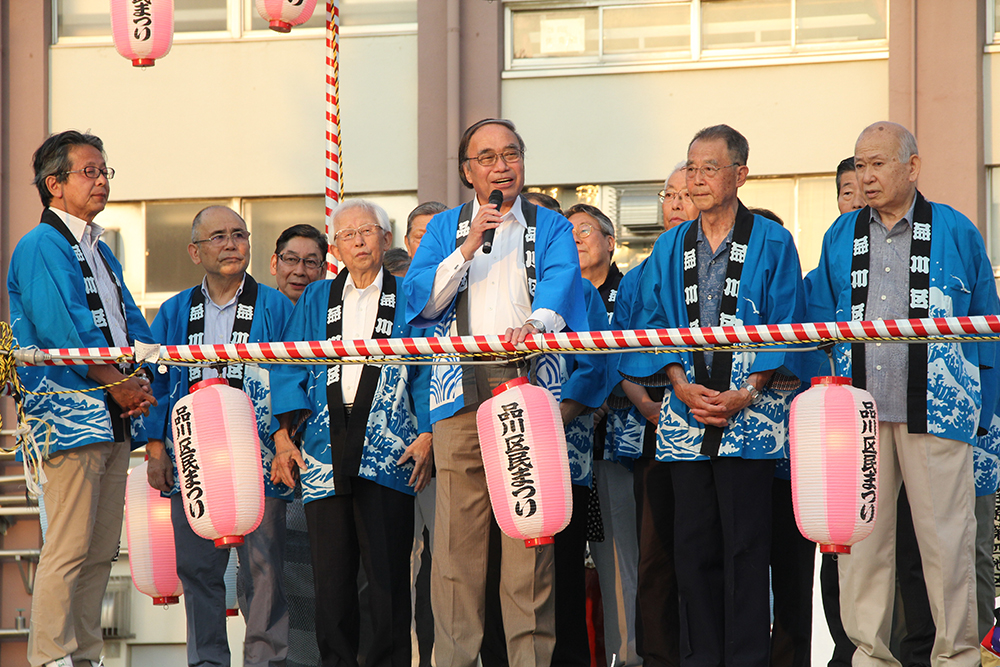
[{"xmin": 324, "ymin": 0, "xmax": 342, "ymax": 278}]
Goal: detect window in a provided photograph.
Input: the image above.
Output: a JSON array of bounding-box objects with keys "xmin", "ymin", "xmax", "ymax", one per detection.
[
  {"xmin": 56, "ymin": 0, "xmax": 228, "ymax": 39},
  {"xmin": 54, "ymin": 0, "xmax": 417, "ymax": 42},
  {"xmin": 247, "ymin": 0, "xmax": 417, "ymax": 31},
  {"xmin": 528, "ymin": 175, "xmax": 839, "ymax": 274},
  {"xmin": 506, "ymin": 0, "xmax": 888, "ymax": 72},
  {"xmin": 101, "ymin": 193, "xmax": 417, "ymax": 321}
]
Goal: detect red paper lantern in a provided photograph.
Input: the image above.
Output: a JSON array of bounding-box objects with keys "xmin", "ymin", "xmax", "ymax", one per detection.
[
  {"xmin": 789, "ymin": 376, "xmax": 880, "ymax": 554},
  {"xmin": 255, "ymin": 0, "xmax": 318, "ymax": 33},
  {"xmin": 125, "ymin": 460, "xmax": 183, "ymax": 605},
  {"xmin": 172, "ymin": 378, "xmax": 265, "ymax": 548},
  {"xmin": 110, "ymin": 0, "xmax": 174, "ymax": 67},
  {"xmin": 477, "ymin": 376, "xmax": 572, "ymax": 547}
]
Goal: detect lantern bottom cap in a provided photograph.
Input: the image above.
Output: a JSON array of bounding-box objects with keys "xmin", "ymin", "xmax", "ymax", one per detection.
[
  {"xmin": 269, "ymin": 20, "xmax": 292, "ymax": 33},
  {"xmin": 524, "ymin": 536, "xmax": 554, "ymax": 548},
  {"xmin": 214, "ymin": 535, "xmax": 245, "ymax": 548},
  {"xmin": 819, "ymin": 544, "xmax": 851, "ymax": 554},
  {"xmin": 131, "ymin": 58, "xmax": 155, "ymax": 67},
  {"xmin": 226, "ymin": 609, "xmax": 239, "ymax": 617},
  {"xmin": 152, "ymin": 596, "xmax": 179, "ymax": 606}
]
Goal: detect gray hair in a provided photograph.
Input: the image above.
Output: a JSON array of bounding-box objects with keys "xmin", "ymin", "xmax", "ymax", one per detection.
[
  {"xmin": 689, "ymin": 124, "xmax": 749, "ymax": 166},
  {"xmin": 664, "ymin": 161, "xmax": 687, "ymax": 189},
  {"xmin": 32, "ymin": 130, "xmax": 105, "ymax": 207},
  {"xmin": 406, "ymin": 201, "xmax": 448, "ymax": 237},
  {"xmin": 332, "ymin": 199, "xmax": 392, "ymax": 233},
  {"xmin": 565, "ymin": 203, "xmax": 615, "ymax": 238}
]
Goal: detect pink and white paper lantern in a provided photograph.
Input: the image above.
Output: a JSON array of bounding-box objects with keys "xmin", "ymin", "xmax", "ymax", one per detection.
[
  {"xmin": 789, "ymin": 376, "xmax": 879, "ymax": 554},
  {"xmin": 110, "ymin": 0, "xmax": 174, "ymax": 67},
  {"xmin": 477, "ymin": 376, "xmax": 572, "ymax": 547},
  {"xmin": 125, "ymin": 460, "xmax": 182, "ymax": 605},
  {"xmin": 255, "ymin": 0, "xmax": 318, "ymax": 33},
  {"xmin": 172, "ymin": 378, "xmax": 265, "ymax": 548}
]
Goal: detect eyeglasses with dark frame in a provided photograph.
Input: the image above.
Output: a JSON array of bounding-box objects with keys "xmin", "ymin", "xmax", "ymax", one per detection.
[
  {"xmin": 62, "ymin": 166, "xmax": 115, "ymax": 180},
  {"xmin": 193, "ymin": 231, "xmax": 251, "ymax": 247},
  {"xmin": 464, "ymin": 148, "xmax": 524, "ymax": 168},
  {"xmin": 277, "ymin": 252, "xmax": 324, "ymax": 271}
]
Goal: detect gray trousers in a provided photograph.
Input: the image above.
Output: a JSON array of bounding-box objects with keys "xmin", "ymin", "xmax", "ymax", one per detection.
[
  {"xmin": 975, "ymin": 490, "xmax": 997, "ymax": 642},
  {"xmin": 172, "ymin": 493, "xmax": 289, "ymax": 667},
  {"xmin": 590, "ymin": 459, "xmax": 641, "ymax": 667}
]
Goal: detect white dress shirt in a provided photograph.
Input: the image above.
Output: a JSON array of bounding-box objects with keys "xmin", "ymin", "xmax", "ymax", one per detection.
[
  {"xmin": 341, "ymin": 270, "xmax": 383, "ymax": 405},
  {"xmin": 52, "ymin": 207, "xmax": 129, "ymax": 348},
  {"xmin": 420, "ymin": 196, "xmax": 564, "ymax": 334}
]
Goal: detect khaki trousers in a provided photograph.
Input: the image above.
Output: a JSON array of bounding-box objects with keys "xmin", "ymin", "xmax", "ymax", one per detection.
[
  {"xmin": 431, "ymin": 411, "xmax": 556, "ymax": 667},
  {"xmin": 28, "ymin": 440, "xmax": 130, "ymax": 667},
  {"xmin": 838, "ymin": 425, "xmax": 979, "ymax": 667}
]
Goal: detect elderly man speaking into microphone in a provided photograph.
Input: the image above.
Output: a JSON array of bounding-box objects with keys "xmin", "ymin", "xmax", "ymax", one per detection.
[{"xmin": 403, "ymin": 118, "xmax": 587, "ymax": 667}]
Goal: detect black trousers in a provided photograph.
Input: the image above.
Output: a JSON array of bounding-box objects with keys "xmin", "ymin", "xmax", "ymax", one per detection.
[
  {"xmin": 305, "ymin": 478, "xmax": 415, "ymax": 667},
  {"xmin": 551, "ymin": 483, "xmax": 592, "ymax": 667},
  {"xmin": 634, "ymin": 456, "xmax": 680, "ymax": 667},
  {"xmin": 670, "ymin": 457, "xmax": 774, "ymax": 667},
  {"xmin": 769, "ymin": 478, "xmax": 816, "ymax": 667}
]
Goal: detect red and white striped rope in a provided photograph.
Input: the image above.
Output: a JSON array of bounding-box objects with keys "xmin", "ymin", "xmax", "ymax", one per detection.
[
  {"xmin": 9, "ymin": 315, "xmax": 1000, "ymax": 367},
  {"xmin": 323, "ymin": 0, "xmax": 341, "ymax": 278}
]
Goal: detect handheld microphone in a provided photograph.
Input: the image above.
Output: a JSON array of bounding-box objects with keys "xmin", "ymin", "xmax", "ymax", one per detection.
[{"xmin": 482, "ymin": 189, "xmax": 504, "ymax": 255}]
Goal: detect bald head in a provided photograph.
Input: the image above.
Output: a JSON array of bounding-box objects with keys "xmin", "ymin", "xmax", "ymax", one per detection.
[
  {"xmin": 853, "ymin": 121, "xmax": 920, "ymax": 226},
  {"xmin": 856, "ymin": 121, "xmax": 918, "ymax": 163},
  {"xmin": 191, "ymin": 205, "xmax": 245, "ymax": 242}
]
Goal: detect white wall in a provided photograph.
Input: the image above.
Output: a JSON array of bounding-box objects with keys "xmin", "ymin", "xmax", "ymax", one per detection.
[
  {"xmin": 503, "ymin": 59, "xmax": 890, "ymax": 185},
  {"xmin": 50, "ymin": 32, "xmax": 418, "ymax": 201}
]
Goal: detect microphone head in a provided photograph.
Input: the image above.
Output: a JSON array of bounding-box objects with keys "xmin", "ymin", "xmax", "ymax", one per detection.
[{"xmin": 488, "ymin": 189, "xmax": 504, "ymax": 209}]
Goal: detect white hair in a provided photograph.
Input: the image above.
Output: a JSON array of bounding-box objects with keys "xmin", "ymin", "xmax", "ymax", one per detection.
[{"xmin": 331, "ymin": 199, "xmax": 392, "ymax": 233}]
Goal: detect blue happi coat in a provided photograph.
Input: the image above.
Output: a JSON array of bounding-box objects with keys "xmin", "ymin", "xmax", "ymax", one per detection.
[
  {"xmin": 8, "ymin": 216, "xmax": 154, "ymax": 452},
  {"xmin": 270, "ymin": 278, "xmax": 431, "ymax": 503},
  {"xmin": 618, "ymin": 216, "xmax": 807, "ymax": 461},
  {"xmin": 147, "ymin": 280, "xmax": 293, "ymax": 500},
  {"xmin": 604, "ymin": 259, "xmax": 649, "ymax": 462},
  {"xmin": 554, "ymin": 282, "xmax": 609, "ymax": 487},
  {"xmin": 807, "ymin": 200, "xmax": 999, "ymax": 447},
  {"xmin": 402, "ymin": 202, "xmax": 589, "ymax": 424}
]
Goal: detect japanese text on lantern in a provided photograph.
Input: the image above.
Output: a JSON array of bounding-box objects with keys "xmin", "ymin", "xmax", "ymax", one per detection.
[
  {"xmin": 132, "ymin": 0, "xmax": 152, "ymax": 40},
  {"xmin": 859, "ymin": 400, "xmax": 878, "ymax": 523},
  {"xmin": 498, "ymin": 401, "xmax": 538, "ymax": 519},
  {"xmin": 173, "ymin": 405, "xmax": 205, "ymax": 519}
]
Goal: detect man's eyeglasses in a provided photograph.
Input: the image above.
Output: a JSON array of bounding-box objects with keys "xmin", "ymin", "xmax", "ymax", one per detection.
[
  {"xmin": 684, "ymin": 163, "xmax": 739, "ymax": 179},
  {"xmin": 465, "ymin": 149, "xmax": 523, "ymax": 168},
  {"xmin": 658, "ymin": 190, "xmax": 693, "ymax": 204},
  {"xmin": 334, "ymin": 224, "xmax": 383, "ymax": 244},
  {"xmin": 63, "ymin": 166, "xmax": 115, "ymax": 180},
  {"xmin": 277, "ymin": 252, "xmax": 324, "ymax": 271},
  {"xmin": 193, "ymin": 231, "xmax": 251, "ymax": 247}
]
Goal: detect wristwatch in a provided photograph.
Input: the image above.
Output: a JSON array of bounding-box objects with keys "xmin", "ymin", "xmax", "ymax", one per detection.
[
  {"xmin": 524, "ymin": 319, "xmax": 547, "ymax": 334},
  {"xmin": 740, "ymin": 381, "xmax": 760, "ymax": 403}
]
